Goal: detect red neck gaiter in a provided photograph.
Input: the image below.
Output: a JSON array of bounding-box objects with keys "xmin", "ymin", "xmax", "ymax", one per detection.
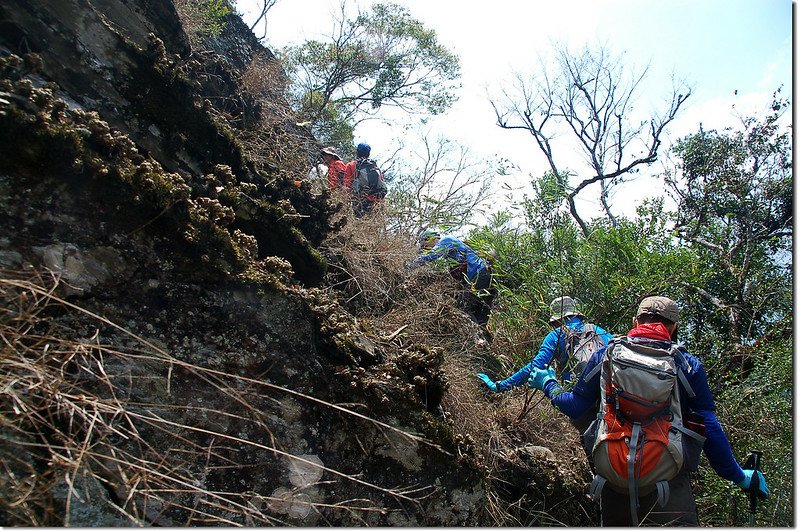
[{"xmin": 628, "ymin": 322, "xmax": 672, "ymax": 341}]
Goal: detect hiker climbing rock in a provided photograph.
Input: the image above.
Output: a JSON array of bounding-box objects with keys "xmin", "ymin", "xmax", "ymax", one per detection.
[
  {"xmin": 343, "ymin": 142, "xmax": 387, "ymax": 216},
  {"xmin": 405, "ymin": 229, "xmax": 496, "ymax": 329},
  {"xmin": 321, "ymin": 146, "xmax": 347, "ymax": 193},
  {"xmin": 477, "ymin": 295, "xmax": 611, "ymax": 430},
  {"xmin": 526, "ymin": 295, "xmax": 769, "ymax": 526}
]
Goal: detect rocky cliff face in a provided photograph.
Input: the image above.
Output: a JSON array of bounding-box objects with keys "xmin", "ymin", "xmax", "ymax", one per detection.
[{"xmin": 0, "ymin": 0, "xmax": 487, "ymax": 526}]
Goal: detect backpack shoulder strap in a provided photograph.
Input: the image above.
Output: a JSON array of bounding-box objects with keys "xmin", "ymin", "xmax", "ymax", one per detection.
[{"xmin": 669, "ymin": 344, "xmax": 696, "ymax": 398}]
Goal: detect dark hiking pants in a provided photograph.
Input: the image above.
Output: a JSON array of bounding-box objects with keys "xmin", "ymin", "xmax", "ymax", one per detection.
[
  {"xmin": 456, "ymin": 268, "xmax": 495, "ymax": 326},
  {"xmin": 600, "ymin": 470, "xmax": 699, "ymax": 527}
]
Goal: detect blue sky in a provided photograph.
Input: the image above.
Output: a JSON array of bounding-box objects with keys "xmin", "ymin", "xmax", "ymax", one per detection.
[{"xmin": 237, "ymin": 0, "xmax": 792, "ymax": 222}]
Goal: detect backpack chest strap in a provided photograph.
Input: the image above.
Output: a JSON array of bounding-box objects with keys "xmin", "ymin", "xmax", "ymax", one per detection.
[{"xmin": 672, "ymin": 422, "xmax": 706, "ymax": 444}]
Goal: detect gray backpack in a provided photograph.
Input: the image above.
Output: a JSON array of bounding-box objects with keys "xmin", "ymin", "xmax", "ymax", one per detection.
[
  {"xmin": 556, "ymin": 323, "xmax": 605, "ymax": 380},
  {"xmin": 353, "ymin": 159, "xmax": 387, "ymax": 198},
  {"xmin": 582, "ymin": 337, "xmax": 706, "ymax": 524}
]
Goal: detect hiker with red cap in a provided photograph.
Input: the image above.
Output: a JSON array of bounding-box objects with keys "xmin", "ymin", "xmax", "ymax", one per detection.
[{"xmin": 527, "ymin": 295, "xmax": 769, "ymax": 526}]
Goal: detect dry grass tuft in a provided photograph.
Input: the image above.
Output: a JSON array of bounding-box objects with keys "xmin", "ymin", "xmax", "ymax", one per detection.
[
  {"xmin": 241, "ymin": 52, "xmax": 289, "ymax": 105},
  {"xmin": 320, "ymin": 200, "xmax": 422, "ymax": 316},
  {"xmin": 236, "ymin": 52, "xmax": 316, "ymax": 181},
  {"xmin": 320, "ymin": 211, "xmax": 592, "ymax": 525},
  {"xmin": 0, "ymin": 268, "xmax": 438, "ymax": 526}
]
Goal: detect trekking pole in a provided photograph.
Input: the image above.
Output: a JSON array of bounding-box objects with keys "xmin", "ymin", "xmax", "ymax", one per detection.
[{"xmin": 743, "ymin": 449, "xmax": 763, "ymax": 526}]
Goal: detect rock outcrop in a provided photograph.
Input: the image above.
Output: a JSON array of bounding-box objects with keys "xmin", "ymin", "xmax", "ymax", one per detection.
[{"xmin": 0, "ymin": 0, "xmax": 486, "ymax": 526}]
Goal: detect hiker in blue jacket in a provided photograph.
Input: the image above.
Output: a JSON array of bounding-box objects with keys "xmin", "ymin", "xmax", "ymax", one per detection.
[
  {"xmin": 476, "ymin": 295, "xmax": 612, "ymax": 399},
  {"xmin": 405, "ymin": 230, "xmax": 495, "ymax": 327},
  {"xmin": 527, "ymin": 295, "xmax": 769, "ymax": 526}
]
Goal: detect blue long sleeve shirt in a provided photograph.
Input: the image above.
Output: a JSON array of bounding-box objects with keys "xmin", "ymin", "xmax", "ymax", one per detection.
[
  {"xmin": 407, "ymin": 235, "xmax": 488, "ymax": 284},
  {"xmin": 496, "ymin": 316, "xmax": 613, "ymax": 391},
  {"xmin": 542, "ymin": 341, "xmax": 746, "ymax": 484}
]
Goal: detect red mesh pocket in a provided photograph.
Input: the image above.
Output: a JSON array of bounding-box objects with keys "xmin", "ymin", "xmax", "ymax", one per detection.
[{"xmin": 601, "ymin": 411, "xmax": 671, "ymax": 479}]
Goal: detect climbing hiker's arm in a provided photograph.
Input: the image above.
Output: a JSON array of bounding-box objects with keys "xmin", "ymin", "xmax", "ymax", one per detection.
[
  {"xmin": 494, "ymin": 329, "xmax": 563, "ymax": 391},
  {"xmin": 545, "ymin": 384, "xmax": 597, "ymax": 420},
  {"xmin": 535, "ymin": 348, "xmax": 605, "ymax": 419},
  {"xmin": 407, "ymin": 236, "xmax": 463, "ymax": 269},
  {"xmin": 700, "ymin": 409, "xmax": 746, "ymax": 483},
  {"xmin": 405, "ymin": 254, "xmax": 435, "ymax": 270},
  {"xmin": 685, "ymin": 358, "xmax": 746, "ymax": 484},
  {"xmin": 494, "ymin": 357, "xmax": 539, "ymax": 391},
  {"xmin": 693, "ymin": 399, "xmax": 767, "ymax": 497},
  {"xmin": 405, "ymin": 242, "xmax": 448, "ymax": 270},
  {"xmin": 529, "ymin": 329, "xmax": 562, "ymax": 369}
]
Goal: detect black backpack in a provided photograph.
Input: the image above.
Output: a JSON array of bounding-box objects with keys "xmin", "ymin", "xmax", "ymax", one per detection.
[{"xmin": 353, "ymin": 159, "xmax": 387, "ymax": 198}]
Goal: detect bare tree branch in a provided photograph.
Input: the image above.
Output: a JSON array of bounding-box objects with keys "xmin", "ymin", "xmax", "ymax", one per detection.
[
  {"xmin": 248, "ymin": 0, "xmax": 280, "ymax": 42},
  {"xmin": 385, "ymin": 131, "xmax": 495, "ymax": 233},
  {"xmin": 491, "ymin": 43, "xmax": 690, "ymax": 236}
]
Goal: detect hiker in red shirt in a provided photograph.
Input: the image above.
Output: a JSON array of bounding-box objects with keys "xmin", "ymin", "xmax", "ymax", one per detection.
[
  {"xmin": 321, "ymin": 147, "xmax": 347, "ymax": 193},
  {"xmin": 342, "ymin": 143, "xmax": 366, "ymax": 191}
]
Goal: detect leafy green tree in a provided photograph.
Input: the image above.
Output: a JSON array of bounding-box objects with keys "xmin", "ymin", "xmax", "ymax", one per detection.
[
  {"xmin": 664, "ymin": 92, "xmax": 792, "ymax": 369},
  {"xmin": 568, "ymin": 201, "xmax": 693, "ymax": 331},
  {"xmin": 297, "ymin": 91, "xmax": 355, "ymax": 150},
  {"xmin": 471, "ymin": 179, "xmax": 682, "ymax": 348},
  {"xmin": 279, "ymin": 2, "xmax": 460, "ymax": 146}
]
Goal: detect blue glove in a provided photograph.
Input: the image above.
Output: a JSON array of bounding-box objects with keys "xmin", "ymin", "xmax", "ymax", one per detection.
[
  {"xmin": 476, "ymin": 373, "xmax": 499, "ymax": 393},
  {"xmin": 737, "ymin": 469, "xmax": 769, "ymax": 499},
  {"xmin": 405, "ymin": 260, "xmax": 421, "ymax": 271},
  {"xmin": 527, "ymin": 367, "xmax": 557, "ymax": 390}
]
